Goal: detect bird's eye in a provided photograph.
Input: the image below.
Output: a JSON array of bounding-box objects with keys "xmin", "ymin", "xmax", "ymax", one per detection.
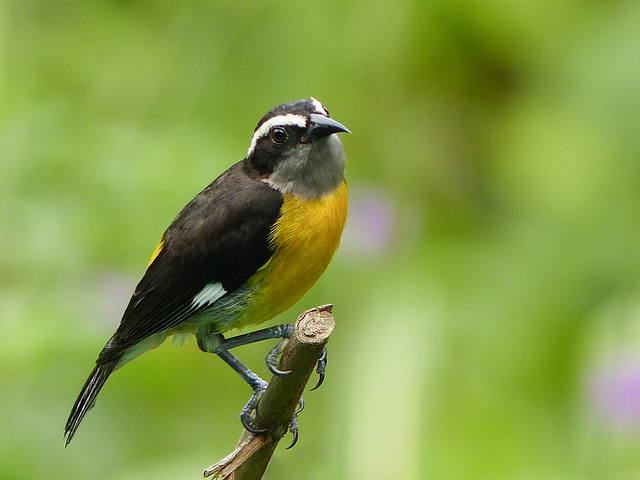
[{"xmin": 269, "ymin": 127, "xmax": 288, "ymax": 144}]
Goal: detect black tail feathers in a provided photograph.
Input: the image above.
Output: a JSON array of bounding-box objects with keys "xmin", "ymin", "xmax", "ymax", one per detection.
[{"xmin": 64, "ymin": 359, "xmax": 118, "ymax": 446}]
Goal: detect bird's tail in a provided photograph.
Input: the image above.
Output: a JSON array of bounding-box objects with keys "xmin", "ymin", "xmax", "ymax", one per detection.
[{"xmin": 64, "ymin": 359, "xmax": 118, "ymax": 446}]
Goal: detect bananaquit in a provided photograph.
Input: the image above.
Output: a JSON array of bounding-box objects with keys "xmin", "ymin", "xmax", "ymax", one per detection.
[{"xmin": 64, "ymin": 98, "xmax": 350, "ymax": 446}]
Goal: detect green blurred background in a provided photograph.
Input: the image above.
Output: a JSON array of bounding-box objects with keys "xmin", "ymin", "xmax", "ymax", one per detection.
[{"xmin": 2, "ymin": 1, "xmax": 640, "ymax": 478}]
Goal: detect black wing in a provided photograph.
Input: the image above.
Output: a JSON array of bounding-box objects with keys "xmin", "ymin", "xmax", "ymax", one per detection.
[
  {"xmin": 65, "ymin": 161, "xmax": 282, "ymax": 445},
  {"xmin": 98, "ymin": 161, "xmax": 283, "ymax": 363}
]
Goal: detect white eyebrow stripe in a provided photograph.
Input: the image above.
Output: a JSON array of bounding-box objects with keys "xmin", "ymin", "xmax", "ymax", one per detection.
[{"xmin": 247, "ymin": 114, "xmax": 307, "ymax": 157}]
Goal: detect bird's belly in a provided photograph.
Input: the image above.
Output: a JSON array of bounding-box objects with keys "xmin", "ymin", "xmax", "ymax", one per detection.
[{"xmin": 238, "ymin": 181, "xmax": 348, "ymax": 328}]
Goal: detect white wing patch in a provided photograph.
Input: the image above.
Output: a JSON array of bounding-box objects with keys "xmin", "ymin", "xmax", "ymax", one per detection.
[
  {"xmin": 247, "ymin": 114, "xmax": 307, "ymax": 157},
  {"xmin": 191, "ymin": 282, "xmax": 227, "ymax": 308}
]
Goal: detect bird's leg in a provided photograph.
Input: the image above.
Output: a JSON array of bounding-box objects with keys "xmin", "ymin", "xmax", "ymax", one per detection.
[
  {"xmin": 198, "ymin": 324, "xmax": 296, "ymax": 434},
  {"xmin": 213, "ymin": 348, "xmax": 269, "ymax": 434},
  {"xmin": 198, "ymin": 323, "xmax": 325, "ymax": 441},
  {"xmin": 218, "ymin": 324, "xmax": 294, "ymax": 351}
]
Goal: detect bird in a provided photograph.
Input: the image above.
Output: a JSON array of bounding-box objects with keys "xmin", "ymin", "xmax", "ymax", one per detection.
[{"xmin": 64, "ymin": 98, "xmax": 350, "ymax": 446}]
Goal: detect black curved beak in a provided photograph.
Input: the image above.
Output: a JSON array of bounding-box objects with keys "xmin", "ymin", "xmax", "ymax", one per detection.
[{"xmin": 308, "ymin": 114, "xmax": 351, "ymax": 140}]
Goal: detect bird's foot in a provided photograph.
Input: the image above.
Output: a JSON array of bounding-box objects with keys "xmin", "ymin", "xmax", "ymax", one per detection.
[
  {"xmin": 239, "ymin": 380, "xmax": 305, "ymax": 448},
  {"xmin": 311, "ymin": 345, "xmax": 327, "ymax": 390},
  {"xmin": 266, "ymin": 339, "xmax": 327, "ymax": 392},
  {"xmin": 239, "ymin": 378, "xmax": 269, "ymax": 435},
  {"xmin": 285, "ymin": 397, "xmax": 305, "ymax": 449},
  {"xmin": 266, "ymin": 338, "xmax": 292, "ymax": 376}
]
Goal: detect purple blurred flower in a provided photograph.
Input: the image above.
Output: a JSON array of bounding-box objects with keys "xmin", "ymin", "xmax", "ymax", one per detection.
[
  {"xmin": 341, "ymin": 187, "xmax": 396, "ymax": 257},
  {"xmin": 587, "ymin": 353, "xmax": 640, "ymax": 430}
]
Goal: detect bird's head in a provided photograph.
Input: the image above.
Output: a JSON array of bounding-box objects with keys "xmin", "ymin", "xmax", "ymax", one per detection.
[{"xmin": 245, "ymin": 98, "xmax": 350, "ymax": 199}]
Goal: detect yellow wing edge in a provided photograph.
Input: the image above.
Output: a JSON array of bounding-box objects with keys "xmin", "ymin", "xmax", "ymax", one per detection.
[{"xmin": 148, "ymin": 238, "xmax": 165, "ymax": 267}]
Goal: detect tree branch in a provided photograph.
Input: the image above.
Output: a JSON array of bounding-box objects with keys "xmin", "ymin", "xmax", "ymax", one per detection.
[{"xmin": 204, "ymin": 305, "xmax": 335, "ymax": 480}]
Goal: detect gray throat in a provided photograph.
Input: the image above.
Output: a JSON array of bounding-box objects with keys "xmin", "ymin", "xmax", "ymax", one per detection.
[{"xmin": 268, "ymin": 135, "xmax": 347, "ymax": 199}]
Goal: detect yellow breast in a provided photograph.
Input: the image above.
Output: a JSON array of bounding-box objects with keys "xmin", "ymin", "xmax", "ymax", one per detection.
[{"xmin": 240, "ymin": 181, "xmax": 348, "ymax": 327}]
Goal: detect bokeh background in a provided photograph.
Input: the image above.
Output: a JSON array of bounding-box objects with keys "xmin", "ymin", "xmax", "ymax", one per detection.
[{"xmin": 2, "ymin": 1, "xmax": 640, "ymax": 479}]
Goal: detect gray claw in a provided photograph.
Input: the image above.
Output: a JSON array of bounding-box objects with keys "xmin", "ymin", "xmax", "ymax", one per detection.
[
  {"xmin": 310, "ymin": 346, "xmax": 327, "ymax": 391},
  {"xmin": 240, "ymin": 383, "xmax": 268, "ymax": 434},
  {"xmin": 286, "ymin": 411, "xmax": 299, "ymax": 449},
  {"xmin": 266, "ymin": 339, "xmax": 293, "ymax": 376}
]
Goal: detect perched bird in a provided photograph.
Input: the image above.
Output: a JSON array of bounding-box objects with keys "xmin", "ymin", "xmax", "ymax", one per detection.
[{"xmin": 64, "ymin": 98, "xmax": 350, "ymax": 446}]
